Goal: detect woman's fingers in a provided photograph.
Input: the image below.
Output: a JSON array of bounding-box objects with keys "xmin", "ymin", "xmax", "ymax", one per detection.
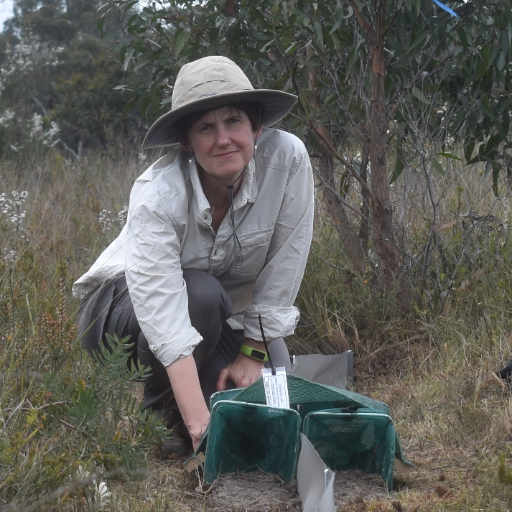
[{"xmin": 216, "ymin": 354, "xmax": 264, "ymax": 391}]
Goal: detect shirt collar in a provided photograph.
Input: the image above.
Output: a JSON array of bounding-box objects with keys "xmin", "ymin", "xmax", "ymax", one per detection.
[
  {"xmin": 188, "ymin": 155, "xmax": 210, "ymax": 216},
  {"xmin": 188, "ymin": 154, "xmax": 259, "ymax": 217},
  {"xmin": 233, "ymin": 158, "xmax": 259, "ymax": 210}
]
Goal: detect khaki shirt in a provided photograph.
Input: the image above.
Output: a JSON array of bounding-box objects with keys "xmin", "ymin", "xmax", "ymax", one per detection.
[{"xmin": 73, "ymin": 128, "xmax": 314, "ymax": 367}]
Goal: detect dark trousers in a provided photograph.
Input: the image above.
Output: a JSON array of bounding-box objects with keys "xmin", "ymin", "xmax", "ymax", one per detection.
[{"xmin": 77, "ymin": 270, "xmax": 290, "ymax": 421}]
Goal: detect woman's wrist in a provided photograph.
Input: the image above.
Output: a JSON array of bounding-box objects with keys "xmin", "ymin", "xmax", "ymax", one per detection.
[
  {"xmin": 239, "ymin": 337, "xmax": 271, "ymax": 363},
  {"xmin": 187, "ymin": 420, "xmax": 210, "ymax": 440},
  {"xmin": 241, "ymin": 337, "xmax": 269, "ymax": 353}
]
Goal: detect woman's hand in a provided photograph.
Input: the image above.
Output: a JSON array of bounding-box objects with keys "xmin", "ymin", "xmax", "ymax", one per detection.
[
  {"xmin": 187, "ymin": 419, "xmax": 210, "ymax": 451},
  {"xmin": 216, "ymin": 338, "xmax": 267, "ymax": 391}
]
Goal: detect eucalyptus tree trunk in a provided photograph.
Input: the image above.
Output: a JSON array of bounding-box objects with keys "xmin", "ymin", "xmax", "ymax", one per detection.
[{"xmin": 350, "ymin": 0, "xmax": 410, "ymax": 305}]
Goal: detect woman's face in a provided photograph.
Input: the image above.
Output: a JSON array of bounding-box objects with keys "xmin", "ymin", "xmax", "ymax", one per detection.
[{"xmin": 181, "ymin": 105, "xmax": 261, "ymax": 186}]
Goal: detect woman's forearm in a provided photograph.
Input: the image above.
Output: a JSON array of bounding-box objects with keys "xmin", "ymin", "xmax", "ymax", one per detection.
[{"xmin": 166, "ymin": 355, "xmax": 210, "ymax": 450}]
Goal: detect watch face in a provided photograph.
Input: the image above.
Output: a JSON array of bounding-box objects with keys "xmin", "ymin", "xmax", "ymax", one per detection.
[{"xmin": 250, "ymin": 349, "xmax": 266, "ymax": 361}]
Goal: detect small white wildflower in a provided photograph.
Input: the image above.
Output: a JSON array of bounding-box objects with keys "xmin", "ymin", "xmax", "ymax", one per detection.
[
  {"xmin": 94, "ymin": 481, "xmax": 111, "ymax": 510},
  {"xmin": 116, "ymin": 205, "xmax": 128, "ymax": 226},
  {"xmin": 11, "ymin": 190, "xmax": 28, "ymax": 206},
  {"xmin": 99, "ymin": 206, "xmax": 127, "ymax": 234},
  {"xmin": 0, "ymin": 110, "xmax": 15, "ymax": 127},
  {"xmin": 3, "ymin": 248, "xmax": 18, "ymax": 263},
  {"xmin": 30, "ymin": 113, "xmax": 43, "ymax": 137},
  {"xmin": 76, "ymin": 465, "xmax": 90, "ymax": 479},
  {"xmin": 76, "ymin": 465, "xmax": 111, "ymax": 512},
  {"xmin": 98, "ymin": 209, "xmax": 113, "ymax": 232},
  {"xmin": 0, "ymin": 190, "xmax": 28, "ymax": 234},
  {"xmin": 42, "ymin": 121, "xmax": 60, "ymax": 146}
]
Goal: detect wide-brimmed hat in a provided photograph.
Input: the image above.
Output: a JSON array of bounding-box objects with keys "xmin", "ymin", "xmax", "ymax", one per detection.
[{"xmin": 142, "ymin": 56, "xmax": 297, "ymax": 149}]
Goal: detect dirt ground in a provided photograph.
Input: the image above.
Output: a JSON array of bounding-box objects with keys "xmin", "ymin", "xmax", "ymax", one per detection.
[{"xmin": 192, "ymin": 469, "xmax": 390, "ymax": 511}]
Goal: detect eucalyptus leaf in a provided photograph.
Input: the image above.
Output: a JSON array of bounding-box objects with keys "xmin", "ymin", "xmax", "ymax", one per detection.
[
  {"xmin": 324, "ymin": 93, "xmax": 338, "ymax": 106},
  {"xmin": 314, "ymin": 21, "xmax": 324, "ymax": 50},
  {"xmin": 431, "ymin": 158, "xmax": 445, "ymax": 175},
  {"xmin": 123, "ymin": 47, "xmax": 135, "ymax": 71},
  {"xmin": 133, "ymin": 58, "xmax": 150, "ymax": 72},
  {"xmin": 411, "ymin": 86, "xmax": 429, "ymax": 104},
  {"xmin": 174, "ymin": 29, "xmax": 192, "ymax": 58},
  {"xmin": 497, "ymin": 51, "xmax": 507, "ymax": 71},
  {"xmin": 438, "ymin": 153, "xmax": 463, "ymax": 162}
]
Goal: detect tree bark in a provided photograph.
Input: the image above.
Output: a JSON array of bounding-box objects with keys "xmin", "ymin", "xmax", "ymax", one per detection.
[
  {"xmin": 307, "ymin": 62, "xmax": 366, "ymax": 273},
  {"xmin": 358, "ymin": 134, "xmax": 371, "ymax": 253},
  {"xmin": 370, "ymin": 0, "xmax": 398, "ymax": 286},
  {"xmin": 316, "ymin": 138, "xmax": 366, "ymax": 273},
  {"xmin": 349, "ymin": 0, "xmax": 411, "ymax": 305}
]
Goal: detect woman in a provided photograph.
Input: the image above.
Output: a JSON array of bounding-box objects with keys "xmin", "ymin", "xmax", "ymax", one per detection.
[{"xmin": 73, "ymin": 56, "xmax": 314, "ymax": 450}]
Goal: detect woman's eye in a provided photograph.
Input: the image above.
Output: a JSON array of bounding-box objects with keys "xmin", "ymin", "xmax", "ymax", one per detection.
[{"xmin": 226, "ymin": 117, "xmax": 241, "ymax": 125}]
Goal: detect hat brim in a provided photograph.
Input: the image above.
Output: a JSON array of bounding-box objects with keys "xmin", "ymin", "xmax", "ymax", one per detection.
[{"xmin": 142, "ymin": 89, "xmax": 297, "ymax": 149}]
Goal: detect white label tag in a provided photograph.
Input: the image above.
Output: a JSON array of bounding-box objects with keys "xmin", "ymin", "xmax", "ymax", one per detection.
[{"xmin": 262, "ymin": 367, "xmax": 290, "ymax": 409}]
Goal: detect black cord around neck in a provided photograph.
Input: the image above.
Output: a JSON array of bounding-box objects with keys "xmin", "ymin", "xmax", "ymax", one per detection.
[{"xmin": 207, "ymin": 167, "xmax": 246, "ymax": 266}]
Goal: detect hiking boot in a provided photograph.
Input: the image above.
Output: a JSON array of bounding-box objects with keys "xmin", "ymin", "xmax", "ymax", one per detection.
[
  {"xmin": 156, "ymin": 437, "xmax": 189, "ymax": 459},
  {"xmin": 154, "ymin": 408, "xmax": 193, "ymax": 459},
  {"xmin": 497, "ymin": 357, "xmax": 512, "ymax": 380}
]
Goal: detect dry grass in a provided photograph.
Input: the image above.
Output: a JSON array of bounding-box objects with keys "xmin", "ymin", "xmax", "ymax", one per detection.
[
  {"xmin": 93, "ymin": 329, "xmax": 512, "ymax": 512},
  {"xmin": 2, "ymin": 149, "xmax": 512, "ymax": 510},
  {"xmin": 96, "ymin": 349, "xmax": 512, "ymax": 511}
]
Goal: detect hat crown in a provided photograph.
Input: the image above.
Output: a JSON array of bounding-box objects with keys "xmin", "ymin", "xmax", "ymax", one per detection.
[
  {"xmin": 172, "ymin": 56, "xmax": 254, "ymax": 112},
  {"xmin": 142, "ymin": 56, "xmax": 297, "ymax": 149}
]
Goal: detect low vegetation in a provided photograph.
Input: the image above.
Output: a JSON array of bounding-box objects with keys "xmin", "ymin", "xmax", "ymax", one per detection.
[{"xmin": 1, "ymin": 147, "xmax": 512, "ymax": 511}]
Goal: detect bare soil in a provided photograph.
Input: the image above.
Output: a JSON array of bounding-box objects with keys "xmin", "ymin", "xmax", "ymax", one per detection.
[{"xmin": 193, "ymin": 469, "xmax": 390, "ymax": 511}]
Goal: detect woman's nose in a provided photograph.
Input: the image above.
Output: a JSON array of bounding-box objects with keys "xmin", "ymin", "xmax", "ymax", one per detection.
[{"xmin": 216, "ymin": 125, "xmax": 231, "ymax": 146}]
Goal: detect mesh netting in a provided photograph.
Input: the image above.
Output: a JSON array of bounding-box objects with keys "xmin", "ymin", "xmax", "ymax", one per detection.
[
  {"xmin": 198, "ymin": 375, "xmax": 411, "ymax": 489},
  {"xmin": 233, "ymin": 375, "xmax": 390, "ymax": 413},
  {"xmin": 302, "ymin": 408, "xmax": 396, "ymax": 490},
  {"xmin": 203, "ymin": 402, "xmax": 301, "ymax": 483}
]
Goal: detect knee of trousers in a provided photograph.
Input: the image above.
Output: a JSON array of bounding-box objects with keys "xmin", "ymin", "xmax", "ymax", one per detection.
[{"xmin": 183, "ymin": 269, "xmax": 233, "ymax": 332}]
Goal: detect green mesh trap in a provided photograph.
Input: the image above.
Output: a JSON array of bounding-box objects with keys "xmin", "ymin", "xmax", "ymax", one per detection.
[
  {"xmin": 302, "ymin": 408, "xmax": 396, "ymax": 490},
  {"xmin": 196, "ymin": 375, "xmax": 412, "ymax": 490},
  {"xmin": 203, "ymin": 401, "xmax": 301, "ymax": 483}
]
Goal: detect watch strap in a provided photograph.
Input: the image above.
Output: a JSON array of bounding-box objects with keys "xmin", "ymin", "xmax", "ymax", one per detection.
[{"xmin": 239, "ymin": 344, "xmax": 268, "ymax": 363}]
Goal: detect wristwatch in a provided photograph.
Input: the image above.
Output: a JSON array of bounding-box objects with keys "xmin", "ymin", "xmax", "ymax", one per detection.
[{"xmin": 239, "ymin": 344, "xmax": 268, "ymax": 362}]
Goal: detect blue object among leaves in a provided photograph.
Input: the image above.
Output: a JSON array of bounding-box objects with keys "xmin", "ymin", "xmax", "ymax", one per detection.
[{"xmin": 432, "ymin": 0, "xmax": 459, "ymax": 17}]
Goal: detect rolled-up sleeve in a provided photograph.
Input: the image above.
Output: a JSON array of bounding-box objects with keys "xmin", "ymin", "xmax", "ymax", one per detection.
[
  {"xmin": 125, "ymin": 195, "xmax": 202, "ymax": 367},
  {"xmin": 244, "ymin": 147, "xmax": 314, "ymax": 340}
]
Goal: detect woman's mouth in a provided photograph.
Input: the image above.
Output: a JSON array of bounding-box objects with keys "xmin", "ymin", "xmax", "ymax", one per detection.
[{"xmin": 214, "ymin": 151, "xmax": 237, "ymax": 158}]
